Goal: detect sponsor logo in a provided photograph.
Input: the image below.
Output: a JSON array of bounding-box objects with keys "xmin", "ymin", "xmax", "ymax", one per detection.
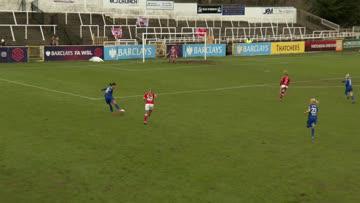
[
  {"xmin": 234, "ymin": 43, "xmax": 271, "ymax": 56},
  {"xmin": 104, "ymin": 45, "xmax": 156, "ymax": 60},
  {"xmin": 146, "ymin": 0, "xmax": 174, "ymax": 10},
  {"xmin": 109, "ymin": 0, "xmax": 138, "ymax": 4},
  {"xmin": 263, "ymin": 8, "xmax": 273, "ymax": 14},
  {"xmin": 183, "ymin": 44, "xmax": 226, "ymax": 57},
  {"xmin": 271, "ymin": 42, "xmax": 305, "ymax": 55},
  {"xmin": 44, "ymin": 46, "xmax": 103, "ymax": 61},
  {"xmin": 197, "ymin": 5, "xmax": 222, "ymax": 14},
  {"xmin": 109, "ymin": 48, "xmax": 117, "ymax": 59},
  {"xmin": 305, "ymin": 40, "xmax": 342, "ymax": 52},
  {"xmin": 222, "ymin": 4, "xmax": 245, "ymax": 16},
  {"xmin": 1, "ymin": 51, "xmax": 7, "ymax": 58},
  {"xmin": 186, "ymin": 46, "xmax": 193, "ymax": 56},
  {"xmin": 11, "ymin": 48, "xmax": 25, "ymax": 62},
  {"xmin": 94, "ymin": 47, "xmax": 103, "ymax": 57}
]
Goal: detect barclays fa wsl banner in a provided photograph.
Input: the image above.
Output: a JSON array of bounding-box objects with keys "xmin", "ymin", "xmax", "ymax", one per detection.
[
  {"xmin": 182, "ymin": 44, "xmax": 226, "ymax": 58},
  {"xmin": 44, "ymin": 46, "xmax": 103, "ymax": 61},
  {"xmin": 104, "ymin": 45, "xmax": 156, "ymax": 60},
  {"xmin": 233, "ymin": 43, "xmax": 271, "ymax": 56}
]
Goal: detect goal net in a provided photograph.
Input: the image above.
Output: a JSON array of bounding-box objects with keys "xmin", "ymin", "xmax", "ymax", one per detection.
[
  {"xmin": 141, "ymin": 32, "xmax": 209, "ymax": 63},
  {"xmin": 28, "ymin": 46, "xmax": 44, "ymax": 62}
]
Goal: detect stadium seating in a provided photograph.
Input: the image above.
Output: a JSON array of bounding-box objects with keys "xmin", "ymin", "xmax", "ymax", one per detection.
[{"xmin": 0, "ymin": 6, "xmax": 357, "ymax": 46}]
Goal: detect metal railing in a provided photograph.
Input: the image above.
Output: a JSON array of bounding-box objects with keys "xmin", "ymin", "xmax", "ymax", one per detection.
[
  {"xmin": 0, "ymin": 24, "xmax": 56, "ymax": 41},
  {"xmin": 103, "ymin": 25, "xmax": 136, "ymax": 39}
]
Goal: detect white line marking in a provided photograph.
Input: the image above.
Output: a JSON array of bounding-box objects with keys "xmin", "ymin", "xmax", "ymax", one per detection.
[
  {"xmin": 0, "ymin": 78, "xmax": 99, "ymax": 101},
  {"xmin": 112, "ymin": 77, "xmax": 355, "ymax": 100},
  {"xmin": 0, "ymin": 77, "xmax": 355, "ymax": 101}
]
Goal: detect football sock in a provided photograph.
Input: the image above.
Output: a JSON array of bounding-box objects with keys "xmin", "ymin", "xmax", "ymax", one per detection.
[
  {"xmin": 352, "ymin": 96, "xmax": 355, "ymax": 103},
  {"xmin": 109, "ymin": 104, "xmax": 113, "ymax": 112},
  {"xmin": 114, "ymin": 104, "xmax": 120, "ymax": 110},
  {"xmin": 311, "ymin": 128, "xmax": 315, "ymax": 142},
  {"xmin": 144, "ymin": 114, "xmax": 148, "ymax": 122}
]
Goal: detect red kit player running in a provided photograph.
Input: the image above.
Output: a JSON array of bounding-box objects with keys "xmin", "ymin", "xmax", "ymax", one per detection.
[
  {"xmin": 169, "ymin": 45, "xmax": 178, "ymax": 63},
  {"xmin": 143, "ymin": 89, "xmax": 157, "ymax": 125},
  {"xmin": 279, "ymin": 71, "xmax": 291, "ymax": 101}
]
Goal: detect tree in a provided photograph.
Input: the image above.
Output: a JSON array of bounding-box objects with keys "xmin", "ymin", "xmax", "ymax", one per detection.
[{"xmin": 309, "ymin": 0, "xmax": 360, "ymax": 26}]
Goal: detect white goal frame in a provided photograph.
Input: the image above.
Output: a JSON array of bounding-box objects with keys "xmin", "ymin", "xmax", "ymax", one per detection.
[{"xmin": 141, "ymin": 32, "xmax": 208, "ymax": 63}]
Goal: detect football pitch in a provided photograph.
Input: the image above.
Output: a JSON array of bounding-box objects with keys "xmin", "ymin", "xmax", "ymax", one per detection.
[{"xmin": 1, "ymin": 52, "xmax": 360, "ymax": 202}]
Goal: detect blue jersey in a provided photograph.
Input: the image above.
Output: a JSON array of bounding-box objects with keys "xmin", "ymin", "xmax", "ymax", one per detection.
[
  {"xmin": 308, "ymin": 104, "xmax": 318, "ymax": 118},
  {"xmin": 345, "ymin": 78, "xmax": 352, "ymax": 89},
  {"xmin": 345, "ymin": 78, "xmax": 353, "ymax": 93},
  {"xmin": 307, "ymin": 104, "xmax": 318, "ymax": 128},
  {"xmin": 104, "ymin": 86, "xmax": 114, "ymax": 104},
  {"xmin": 104, "ymin": 86, "xmax": 113, "ymax": 98}
]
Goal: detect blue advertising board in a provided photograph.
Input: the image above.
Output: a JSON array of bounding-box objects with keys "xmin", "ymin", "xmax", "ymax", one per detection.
[
  {"xmin": 182, "ymin": 44, "xmax": 226, "ymax": 58},
  {"xmin": 222, "ymin": 5, "xmax": 245, "ymax": 15},
  {"xmin": 104, "ymin": 45, "xmax": 156, "ymax": 60},
  {"xmin": 233, "ymin": 42, "xmax": 271, "ymax": 56}
]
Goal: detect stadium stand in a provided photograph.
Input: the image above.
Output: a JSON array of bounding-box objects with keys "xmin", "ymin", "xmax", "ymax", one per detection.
[{"xmin": 0, "ymin": 0, "xmax": 358, "ymax": 46}]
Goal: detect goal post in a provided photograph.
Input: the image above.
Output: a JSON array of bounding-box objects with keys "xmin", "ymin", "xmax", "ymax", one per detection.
[
  {"xmin": 142, "ymin": 32, "xmax": 208, "ymax": 63},
  {"xmin": 28, "ymin": 46, "xmax": 44, "ymax": 62}
]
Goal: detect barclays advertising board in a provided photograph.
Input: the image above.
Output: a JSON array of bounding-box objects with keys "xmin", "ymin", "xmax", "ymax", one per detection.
[
  {"xmin": 104, "ymin": 45, "xmax": 156, "ymax": 60},
  {"xmin": 233, "ymin": 43, "xmax": 271, "ymax": 56},
  {"xmin": 182, "ymin": 44, "xmax": 226, "ymax": 58}
]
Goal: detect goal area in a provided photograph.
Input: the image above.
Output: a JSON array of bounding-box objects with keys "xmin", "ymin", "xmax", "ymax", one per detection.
[{"xmin": 141, "ymin": 32, "xmax": 209, "ymax": 63}]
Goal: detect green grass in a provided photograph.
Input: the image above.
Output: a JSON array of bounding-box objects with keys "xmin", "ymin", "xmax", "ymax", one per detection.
[{"xmin": 1, "ymin": 52, "xmax": 360, "ymax": 202}]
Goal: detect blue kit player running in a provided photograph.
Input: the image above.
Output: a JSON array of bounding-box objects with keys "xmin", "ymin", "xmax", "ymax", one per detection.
[
  {"xmin": 102, "ymin": 82, "xmax": 125, "ymax": 113},
  {"xmin": 304, "ymin": 98, "xmax": 319, "ymax": 143},
  {"xmin": 343, "ymin": 73, "xmax": 355, "ymax": 104}
]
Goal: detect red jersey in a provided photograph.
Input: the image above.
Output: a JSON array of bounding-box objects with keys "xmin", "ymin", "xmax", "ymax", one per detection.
[
  {"xmin": 144, "ymin": 92, "xmax": 156, "ymax": 104},
  {"xmin": 280, "ymin": 76, "xmax": 290, "ymax": 86}
]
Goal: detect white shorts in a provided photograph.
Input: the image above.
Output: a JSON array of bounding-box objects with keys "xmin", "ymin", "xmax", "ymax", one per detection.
[
  {"xmin": 281, "ymin": 85, "xmax": 288, "ymax": 89},
  {"xmin": 145, "ymin": 104, "xmax": 154, "ymax": 111}
]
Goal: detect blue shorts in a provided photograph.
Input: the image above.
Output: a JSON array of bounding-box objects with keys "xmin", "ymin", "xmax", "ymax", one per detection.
[
  {"xmin": 345, "ymin": 87, "xmax": 353, "ymax": 95},
  {"xmin": 105, "ymin": 96, "xmax": 113, "ymax": 104},
  {"xmin": 307, "ymin": 117, "xmax": 317, "ymax": 128}
]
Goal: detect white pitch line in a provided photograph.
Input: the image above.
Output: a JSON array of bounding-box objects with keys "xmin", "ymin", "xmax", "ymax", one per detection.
[
  {"xmin": 0, "ymin": 77, "xmax": 356, "ymax": 101},
  {"xmin": 0, "ymin": 78, "xmax": 99, "ymax": 101},
  {"xmin": 111, "ymin": 77, "xmax": 356, "ymax": 100}
]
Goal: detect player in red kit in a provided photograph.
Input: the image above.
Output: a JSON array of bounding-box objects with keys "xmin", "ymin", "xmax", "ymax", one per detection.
[
  {"xmin": 168, "ymin": 45, "xmax": 178, "ymax": 63},
  {"xmin": 279, "ymin": 71, "xmax": 290, "ymax": 101},
  {"xmin": 143, "ymin": 89, "xmax": 157, "ymax": 125}
]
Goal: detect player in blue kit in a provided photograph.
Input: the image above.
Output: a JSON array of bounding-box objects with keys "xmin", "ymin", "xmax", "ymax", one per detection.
[
  {"xmin": 304, "ymin": 98, "xmax": 319, "ymax": 143},
  {"xmin": 101, "ymin": 82, "xmax": 125, "ymax": 113},
  {"xmin": 343, "ymin": 73, "xmax": 355, "ymax": 104}
]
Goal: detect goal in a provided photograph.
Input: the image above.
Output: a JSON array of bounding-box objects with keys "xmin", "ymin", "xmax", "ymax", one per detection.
[
  {"xmin": 141, "ymin": 32, "xmax": 208, "ymax": 63},
  {"xmin": 28, "ymin": 46, "xmax": 44, "ymax": 62}
]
